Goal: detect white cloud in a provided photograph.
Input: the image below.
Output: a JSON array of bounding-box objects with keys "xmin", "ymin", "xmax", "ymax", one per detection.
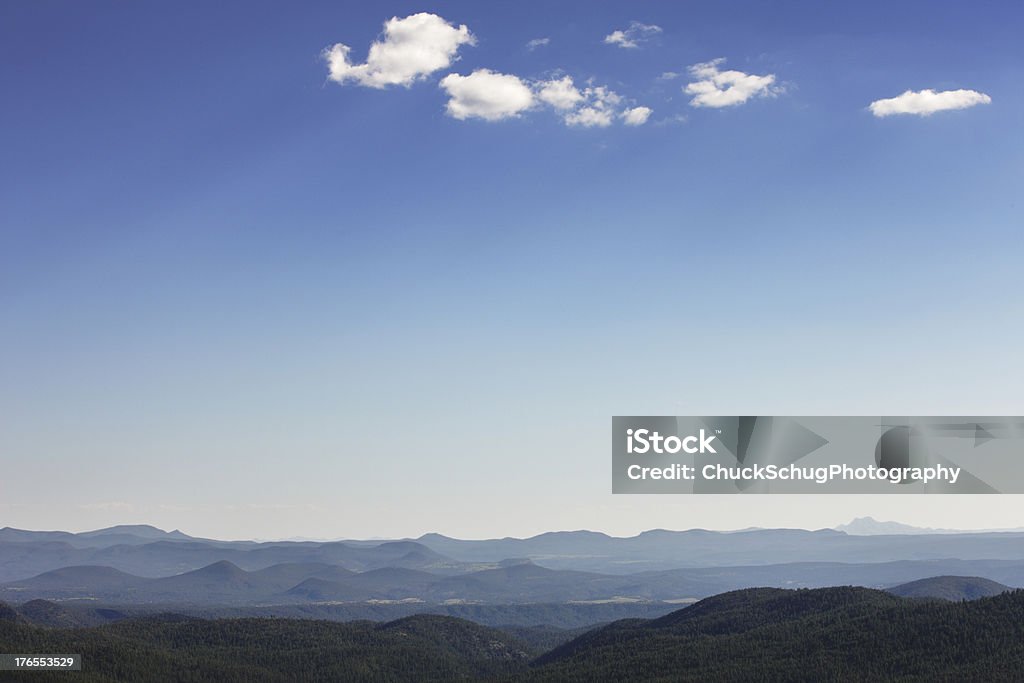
[
  {"xmin": 440, "ymin": 72, "xmax": 648, "ymax": 129},
  {"xmin": 653, "ymin": 113, "xmax": 688, "ymax": 126},
  {"xmin": 565, "ymin": 107, "xmax": 614, "ymax": 127},
  {"xmin": 684, "ymin": 58, "xmax": 778, "ymax": 108},
  {"xmin": 621, "ymin": 106, "xmax": 652, "ymax": 126},
  {"xmin": 439, "ymin": 69, "xmax": 536, "ymax": 121},
  {"xmin": 604, "ymin": 21, "xmax": 662, "ymax": 49},
  {"xmin": 869, "ymin": 88, "xmax": 991, "ymax": 117},
  {"xmin": 536, "ymin": 76, "xmax": 584, "ymax": 110},
  {"xmin": 323, "ymin": 13, "xmax": 651, "ymax": 130},
  {"xmin": 324, "ymin": 13, "xmax": 475, "ymax": 88},
  {"xmin": 658, "ymin": 71, "xmax": 681, "ymax": 81},
  {"xmin": 564, "ymin": 86, "xmax": 623, "ymax": 127}
]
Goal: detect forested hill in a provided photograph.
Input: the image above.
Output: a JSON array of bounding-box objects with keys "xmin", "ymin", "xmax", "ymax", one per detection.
[
  {"xmin": 886, "ymin": 575, "xmax": 1012, "ymax": 601},
  {"xmin": 0, "ymin": 612, "xmax": 532, "ymax": 682},
  {"xmin": 4, "ymin": 587, "xmax": 1024, "ymax": 681},
  {"xmin": 532, "ymin": 586, "xmax": 1024, "ymax": 681}
]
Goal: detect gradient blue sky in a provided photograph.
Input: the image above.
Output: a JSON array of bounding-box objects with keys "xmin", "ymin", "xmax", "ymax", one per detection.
[{"xmin": 2, "ymin": 1, "xmax": 1023, "ymax": 539}]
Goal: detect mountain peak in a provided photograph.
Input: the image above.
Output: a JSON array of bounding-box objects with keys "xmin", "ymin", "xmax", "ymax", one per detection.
[{"xmin": 835, "ymin": 517, "xmax": 930, "ymax": 535}]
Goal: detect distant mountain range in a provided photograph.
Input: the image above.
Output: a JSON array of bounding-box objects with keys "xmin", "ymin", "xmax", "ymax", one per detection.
[
  {"xmin": 834, "ymin": 516, "xmax": 1024, "ymax": 535},
  {"xmin": 408, "ymin": 527, "xmax": 1024, "ymax": 571},
  {"xmin": 0, "ymin": 524, "xmax": 199, "ymax": 547},
  {"xmin": 887, "ymin": 575, "xmax": 1012, "ymax": 601},
  {"xmin": 5, "ymin": 556, "xmax": 1024, "ymax": 608},
  {"xmin": 0, "ymin": 527, "xmax": 474, "ymax": 581},
  {"xmin": 4, "ymin": 522, "xmax": 1024, "ymax": 616}
]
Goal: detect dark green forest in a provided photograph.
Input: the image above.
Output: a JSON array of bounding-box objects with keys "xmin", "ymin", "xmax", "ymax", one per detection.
[
  {"xmin": 532, "ymin": 587, "xmax": 1024, "ymax": 682},
  {"xmin": 4, "ymin": 587, "xmax": 1024, "ymax": 682},
  {"xmin": 0, "ymin": 612, "xmax": 531, "ymax": 682}
]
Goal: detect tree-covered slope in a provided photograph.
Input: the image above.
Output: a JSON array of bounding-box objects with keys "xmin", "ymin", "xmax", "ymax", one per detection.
[
  {"xmin": 4, "ymin": 587, "xmax": 1024, "ymax": 682},
  {"xmin": 887, "ymin": 575, "xmax": 1012, "ymax": 601},
  {"xmin": 0, "ymin": 612, "xmax": 531, "ymax": 682},
  {"xmin": 530, "ymin": 586, "xmax": 1024, "ymax": 681}
]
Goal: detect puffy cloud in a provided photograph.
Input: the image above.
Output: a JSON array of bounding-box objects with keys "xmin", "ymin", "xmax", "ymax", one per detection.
[
  {"xmin": 325, "ymin": 13, "xmax": 474, "ymax": 88},
  {"xmin": 684, "ymin": 58, "xmax": 778, "ymax": 108},
  {"xmin": 323, "ymin": 12, "xmax": 650, "ymax": 130},
  {"xmin": 441, "ymin": 73, "xmax": 648, "ymax": 129},
  {"xmin": 604, "ymin": 21, "xmax": 662, "ymax": 49},
  {"xmin": 439, "ymin": 69, "xmax": 536, "ymax": 121},
  {"xmin": 565, "ymin": 107, "xmax": 614, "ymax": 128},
  {"xmin": 621, "ymin": 106, "xmax": 652, "ymax": 126},
  {"xmin": 536, "ymin": 76, "xmax": 584, "ymax": 110},
  {"xmin": 564, "ymin": 86, "xmax": 623, "ymax": 127},
  {"xmin": 869, "ymin": 88, "xmax": 991, "ymax": 117}
]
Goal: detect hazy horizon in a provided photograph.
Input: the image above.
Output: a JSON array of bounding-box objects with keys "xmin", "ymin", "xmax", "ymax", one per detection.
[{"xmin": 7, "ymin": 502, "xmax": 1024, "ymax": 542}]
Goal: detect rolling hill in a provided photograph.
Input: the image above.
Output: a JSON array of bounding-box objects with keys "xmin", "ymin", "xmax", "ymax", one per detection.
[
  {"xmin": 531, "ymin": 586, "xmax": 1024, "ymax": 681},
  {"xmin": 4, "ymin": 587, "xmax": 1024, "ymax": 681},
  {"xmin": 5, "ymin": 558, "xmax": 1024, "ymax": 608},
  {"xmin": 887, "ymin": 575, "xmax": 1012, "ymax": 601},
  {"xmin": 0, "ymin": 610, "xmax": 533, "ymax": 682}
]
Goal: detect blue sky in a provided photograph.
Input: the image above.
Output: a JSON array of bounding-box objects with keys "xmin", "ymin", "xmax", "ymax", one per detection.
[{"xmin": 2, "ymin": 1, "xmax": 1023, "ymax": 539}]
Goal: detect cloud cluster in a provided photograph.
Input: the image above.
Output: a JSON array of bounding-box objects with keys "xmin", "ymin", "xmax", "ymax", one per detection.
[
  {"xmin": 604, "ymin": 21, "xmax": 662, "ymax": 49},
  {"xmin": 564, "ymin": 86, "xmax": 622, "ymax": 127},
  {"xmin": 324, "ymin": 13, "xmax": 474, "ymax": 88},
  {"xmin": 869, "ymin": 88, "xmax": 992, "ymax": 117},
  {"xmin": 323, "ymin": 13, "xmax": 994, "ymax": 128},
  {"xmin": 438, "ymin": 71, "xmax": 651, "ymax": 127},
  {"xmin": 684, "ymin": 58, "xmax": 778, "ymax": 108},
  {"xmin": 540, "ymin": 79, "xmax": 651, "ymax": 128},
  {"xmin": 325, "ymin": 13, "xmax": 651, "ymax": 128}
]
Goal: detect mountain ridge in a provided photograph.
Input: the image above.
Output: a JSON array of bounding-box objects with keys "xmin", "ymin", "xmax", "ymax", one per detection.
[{"xmin": 887, "ymin": 575, "xmax": 1012, "ymax": 600}]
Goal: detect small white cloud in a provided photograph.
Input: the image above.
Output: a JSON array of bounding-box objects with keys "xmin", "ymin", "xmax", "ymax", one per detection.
[
  {"xmin": 658, "ymin": 71, "xmax": 681, "ymax": 80},
  {"xmin": 621, "ymin": 106, "xmax": 652, "ymax": 126},
  {"xmin": 565, "ymin": 107, "xmax": 614, "ymax": 127},
  {"xmin": 869, "ymin": 88, "xmax": 991, "ymax": 117},
  {"xmin": 324, "ymin": 13, "xmax": 475, "ymax": 89},
  {"xmin": 564, "ymin": 86, "xmax": 623, "ymax": 127},
  {"xmin": 684, "ymin": 58, "xmax": 778, "ymax": 108},
  {"xmin": 439, "ymin": 69, "xmax": 536, "ymax": 121},
  {"xmin": 526, "ymin": 37, "xmax": 551, "ymax": 50},
  {"xmin": 653, "ymin": 113, "xmax": 688, "ymax": 126},
  {"xmin": 536, "ymin": 75, "xmax": 584, "ymax": 111},
  {"xmin": 604, "ymin": 21, "xmax": 662, "ymax": 49}
]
